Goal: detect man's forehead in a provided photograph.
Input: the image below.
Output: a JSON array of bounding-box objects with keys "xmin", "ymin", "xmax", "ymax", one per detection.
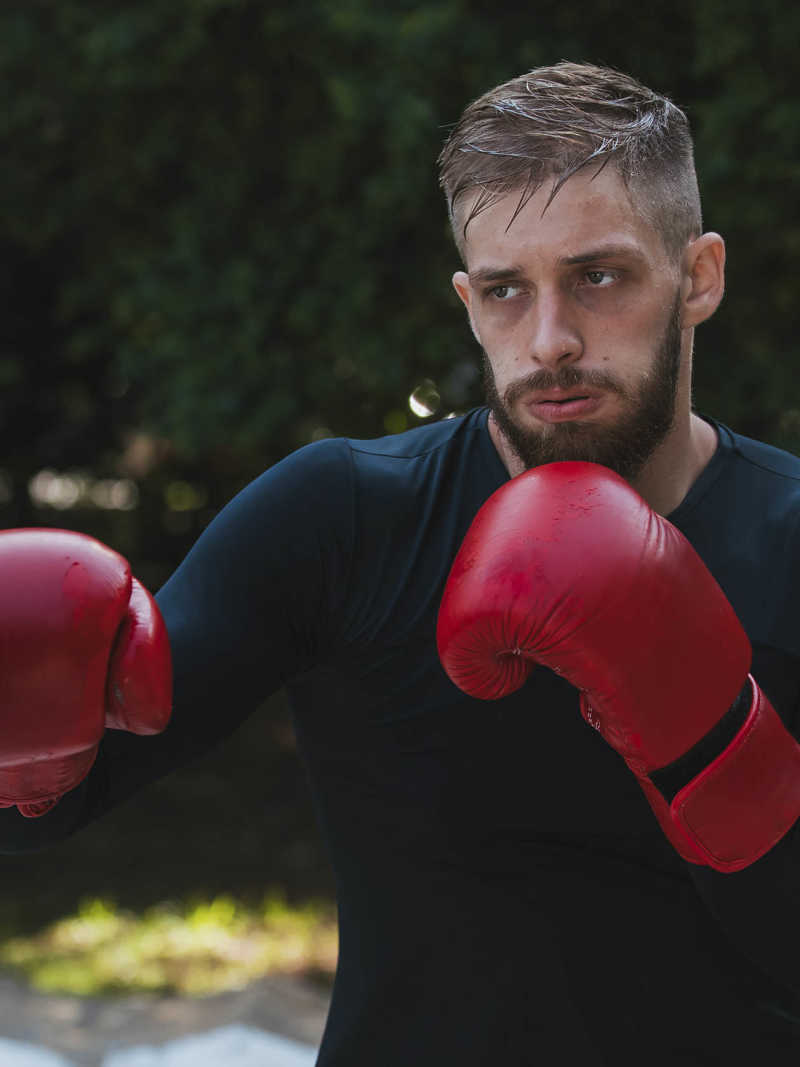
[{"xmin": 459, "ymin": 167, "xmax": 662, "ymax": 268}]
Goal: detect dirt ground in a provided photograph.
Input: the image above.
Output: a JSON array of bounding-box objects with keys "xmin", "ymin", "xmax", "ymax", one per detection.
[
  {"xmin": 0, "ymin": 695, "xmax": 336, "ymax": 1065},
  {"xmin": 0, "ymin": 970, "xmax": 330, "ymax": 1067}
]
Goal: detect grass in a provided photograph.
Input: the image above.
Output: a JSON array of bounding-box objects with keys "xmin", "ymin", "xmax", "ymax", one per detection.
[{"xmin": 0, "ymin": 892, "xmax": 337, "ymax": 997}]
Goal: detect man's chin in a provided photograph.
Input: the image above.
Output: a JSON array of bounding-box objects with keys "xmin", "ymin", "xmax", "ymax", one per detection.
[
  {"xmin": 491, "ymin": 407, "xmax": 660, "ymax": 481},
  {"xmin": 506, "ymin": 416, "xmax": 614, "ymax": 463}
]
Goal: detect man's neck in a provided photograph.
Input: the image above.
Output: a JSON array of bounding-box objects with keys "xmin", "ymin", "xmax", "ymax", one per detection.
[
  {"xmin": 630, "ymin": 412, "xmax": 718, "ymax": 516},
  {"xmin": 488, "ymin": 410, "xmax": 719, "ymax": 517}
]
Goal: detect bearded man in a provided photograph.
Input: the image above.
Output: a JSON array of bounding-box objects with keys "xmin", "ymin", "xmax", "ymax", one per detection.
[{"xmin": 2, "ymin": 62, "xmax": 800, "ymax": 1064}]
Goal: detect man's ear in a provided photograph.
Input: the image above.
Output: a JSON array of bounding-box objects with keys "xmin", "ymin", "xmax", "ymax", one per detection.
[
  {"xmin": 452, "ymin": 271, "xmax": 481, "ymax": 345},
  {"xmin": 681, "ymin": 233, "xmax": 726, "ymax": 329}
]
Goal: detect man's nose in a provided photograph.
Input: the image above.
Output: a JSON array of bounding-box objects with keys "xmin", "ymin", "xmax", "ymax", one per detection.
[{"xmin": 526, "ymin": 291, "xmax": 583, "ymax": 368}]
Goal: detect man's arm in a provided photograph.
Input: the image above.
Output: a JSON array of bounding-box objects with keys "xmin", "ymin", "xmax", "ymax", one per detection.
[{"xmin": 0, "ymin": 438, "xmax": 354, "ymax": 853}]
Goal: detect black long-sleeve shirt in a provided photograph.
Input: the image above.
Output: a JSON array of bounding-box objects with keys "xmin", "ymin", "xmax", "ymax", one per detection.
[{"xmin": 2, "ymin": 407, "xmax": 800, "ymax": 1063}]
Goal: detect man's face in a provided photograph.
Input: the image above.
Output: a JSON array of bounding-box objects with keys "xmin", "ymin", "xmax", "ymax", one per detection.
[{"xmin": 452, "ymin": 167, "xmax": 687, "ymax": 481}]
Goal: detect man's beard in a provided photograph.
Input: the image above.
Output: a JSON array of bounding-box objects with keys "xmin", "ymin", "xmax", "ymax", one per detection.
[{"xmin": 482, "ymin": 295, "xmax": 683, "ymax": 482}]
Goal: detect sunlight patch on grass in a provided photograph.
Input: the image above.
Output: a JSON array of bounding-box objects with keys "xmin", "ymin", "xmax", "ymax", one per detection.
[{"xmin": 0, "ymin": 892, "xmax": 337, "ymax": 997}]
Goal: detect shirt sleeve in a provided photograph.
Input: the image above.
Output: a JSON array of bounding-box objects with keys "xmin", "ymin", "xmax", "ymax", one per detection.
[{"xmin": 0, "ymin": 438, "xmax": 354, "ymax": 853}]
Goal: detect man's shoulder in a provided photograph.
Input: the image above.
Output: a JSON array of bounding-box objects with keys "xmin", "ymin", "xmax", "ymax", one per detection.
[
  {"xmin": 724, "ymin": 424, "xmax": 800, "ymax": 486},
  {"xmin": 266, "ymin": 408, "xmax": 493, "ymax": 526},
  {"xmin": 710, "ymin": 424, "xmax": 800, "ymax": 651},
  {"xmin": 672, "ymin": 422, "xmax": 800, "ymax": 647},
  {"xmin": 336, "ymin": 409, "xmax": 493, "ymax": 509},
  {"xmin": 673, "ymin": 419, "xmax": 800, "ymax": 539},
  {"xmin": 280, "ymin": 408, "xmax": 486, "ymax": 480},
  {"xmin": 343, "ymin": 408, "xmax": 486, "ymax": 463}
]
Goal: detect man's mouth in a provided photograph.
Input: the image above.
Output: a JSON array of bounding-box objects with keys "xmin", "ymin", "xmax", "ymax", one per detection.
[{"xmin": 525, "ymin": 390, "xmax": 604, "ymax": 423}]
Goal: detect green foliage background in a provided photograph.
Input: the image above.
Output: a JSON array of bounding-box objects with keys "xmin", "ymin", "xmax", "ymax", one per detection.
[
  {"xmin": 1, "ymin": 0, "xmax": 799, "ymax": 933},
  {"xmin": 2, "ymin": 0, "xmax": 799, "ymax": 575}
]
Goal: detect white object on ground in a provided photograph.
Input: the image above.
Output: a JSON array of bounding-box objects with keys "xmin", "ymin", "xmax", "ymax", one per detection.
[
  {"xmin": 0, "ymin": 1026, "xmax": 317, "ymax": 1067},
  {"xmin": 0, "ymin": 1039, "xmax": 75, "ymax": 1067},
  {"xmin": 102, "ymin": 1024, "xmax": 317, "ymax": 1066}
]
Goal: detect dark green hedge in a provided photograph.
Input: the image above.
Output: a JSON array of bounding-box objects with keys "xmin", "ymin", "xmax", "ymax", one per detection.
[{"xmin": 1, "ymin": 0, "xmax": 798, "ymax": 573}]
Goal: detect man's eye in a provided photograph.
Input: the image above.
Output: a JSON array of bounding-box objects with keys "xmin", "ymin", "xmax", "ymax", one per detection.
[
  {"xmin": 583, "ymin": 269, "xmax": 616, "ymax": 287},
  {"xmin": 489, "ymin": 284, "xmax": 521, "ymax": 300}
]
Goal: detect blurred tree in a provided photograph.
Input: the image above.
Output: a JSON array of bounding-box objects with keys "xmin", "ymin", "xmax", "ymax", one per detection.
[
  {"xmin": 689, "ymin": 0, "xmax": 800, "ymax": 450},
  {"xmin": 0, "ymin": 0, "xmax": 798, "ymax": 549}
]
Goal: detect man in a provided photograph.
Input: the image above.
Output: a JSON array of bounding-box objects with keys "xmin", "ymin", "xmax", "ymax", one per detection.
[{"xmin": 2, "ymin": 62, "xmax": 800, "ymax": 1063}]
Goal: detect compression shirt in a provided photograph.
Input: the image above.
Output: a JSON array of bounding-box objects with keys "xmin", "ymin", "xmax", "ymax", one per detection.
[{"xmin": 2, "ymin": 407, "xmax": 800, "ymax": 1064}]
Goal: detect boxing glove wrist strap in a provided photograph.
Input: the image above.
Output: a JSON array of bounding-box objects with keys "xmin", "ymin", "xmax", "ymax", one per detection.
[
  {"xmin": 649, "ymin": 681, "xmax": 752, "ymax": 802},
  {"xmin": 652, "ymin": 677, "xmax": 800, "ymax": 873}
]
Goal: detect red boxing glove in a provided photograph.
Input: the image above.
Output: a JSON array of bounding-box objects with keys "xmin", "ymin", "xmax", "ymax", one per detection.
[
  {"xmin": 437, "ymin": 462, "xmax": 800, "ymax": 873},
  {"xmin": 0, "ymin": 528, "xmax": 172, "ymax": 818}
]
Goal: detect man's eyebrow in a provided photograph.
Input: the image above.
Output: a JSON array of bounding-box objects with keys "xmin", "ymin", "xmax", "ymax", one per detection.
[
  {"xmin": 468, "ymin": 265, "xmax": 527, "ymax": 286},
  {"xmin": 560, "ymin": 244, "xmax": 646, "ymax": 266},
  {"xmin": 469, "ymin": 245, "xmax": 647, "ymax": 285}
]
